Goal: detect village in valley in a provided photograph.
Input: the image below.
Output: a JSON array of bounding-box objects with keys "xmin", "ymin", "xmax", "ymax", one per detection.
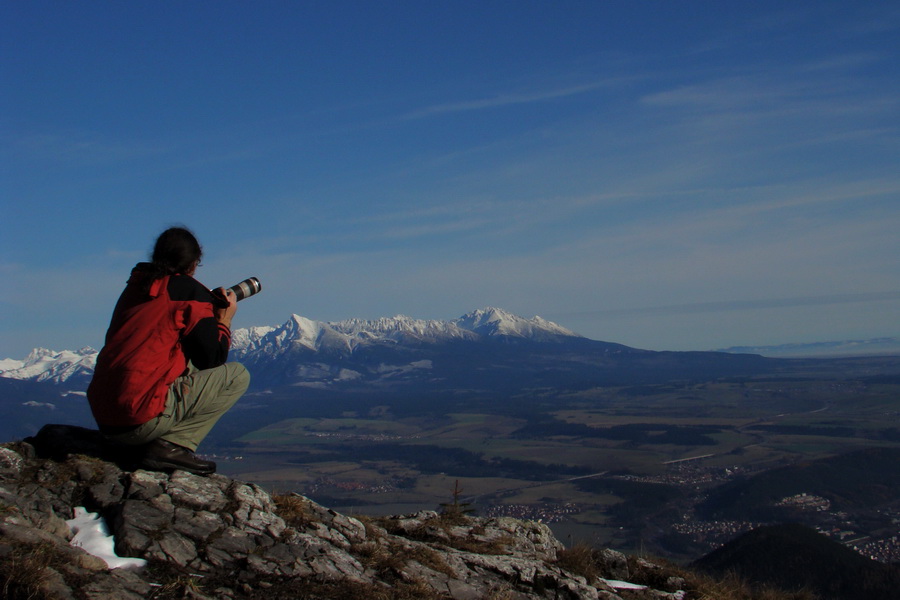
[{"xmin": 240, "ymin": 451, "xmax": 900, "ymax": 565}]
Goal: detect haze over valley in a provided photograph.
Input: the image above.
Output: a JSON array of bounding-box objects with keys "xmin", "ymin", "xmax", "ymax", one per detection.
[{"xmin": 3, "ymin": 308, "xmax": 899, "ymax": 567}]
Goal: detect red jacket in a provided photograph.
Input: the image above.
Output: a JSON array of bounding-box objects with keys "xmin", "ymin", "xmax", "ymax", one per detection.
[{"xmin": 87, "ymin": 264, "xmax": 231, "ymax": 427}]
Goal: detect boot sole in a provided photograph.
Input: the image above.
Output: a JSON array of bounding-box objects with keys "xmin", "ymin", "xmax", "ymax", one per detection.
[{"xmin": 140, "ymin": 457, "xmax": 216, "ymax": 476}]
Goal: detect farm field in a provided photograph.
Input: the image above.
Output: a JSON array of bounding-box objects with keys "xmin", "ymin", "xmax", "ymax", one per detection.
[{"xmin": 216, "ymin": 361, "xmax": 900, "ymax": 561}]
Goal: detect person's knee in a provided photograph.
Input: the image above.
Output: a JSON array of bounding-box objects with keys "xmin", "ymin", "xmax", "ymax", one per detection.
[{"xmin": 229, "ymin": 362, "xmax": 250, "ymax": 392}]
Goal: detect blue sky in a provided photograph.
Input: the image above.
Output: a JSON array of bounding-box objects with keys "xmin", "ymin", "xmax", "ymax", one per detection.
[{"xmin": 2, "ymin": 1, "xmax": 899, "ymax": 358}]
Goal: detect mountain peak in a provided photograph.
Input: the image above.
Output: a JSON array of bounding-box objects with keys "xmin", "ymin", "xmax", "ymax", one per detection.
[
  {"xmin": 232, "ymin": 308, "xmax": 581, "ymax": 357},
  {"xmin": 0, "ymin": 346, "xmax": 98, "ymax": 384},
  {"xmin": 1, "ymin": 308, "xmax": 586, "ymax": 387},
  {"xmin": 454, "ymin": 307, "xmax": 579, "ymax": 339}
]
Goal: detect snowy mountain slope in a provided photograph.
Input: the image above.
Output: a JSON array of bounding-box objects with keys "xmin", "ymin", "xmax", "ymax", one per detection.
[
  {"xmin": 1, "ymin": 307, "xmax": 774, "ymax": 393},
  {"xmin": 230, "ymin": 307, "xmax": 578, "ymax": 360},
  {"xmin": 229, "ymin": 325, "xmax": 276, "ymax": 353},
  {"xmin": 224, "ymin": 308, "xmax": 590, "ymax": 389},
  {"xmin": 453, "ymin": 307, "xmax": 578, "ymax": 339},
  {"xmin": 1, "ymin": 309, "xmax": 579, "ymax": 387},
  {"xmin": 0, "ymin": 347, "xmax": 97, "ymax": 385}
]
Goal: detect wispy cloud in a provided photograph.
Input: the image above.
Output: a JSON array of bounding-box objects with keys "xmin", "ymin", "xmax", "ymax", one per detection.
[
  {"xmin": 401, "ymin": 81, "xmax": 609, "ymax": 120},
  {"xmin": 639, "ymin": 47, "xmax": 897, "ymax": 124},
  {"xmin": 9, "ymin": 131, "xmax": 171, "ymax": 165},
  {"xmin": 558, "ymin": 291, "xmax": 900, "ymax": 318}
]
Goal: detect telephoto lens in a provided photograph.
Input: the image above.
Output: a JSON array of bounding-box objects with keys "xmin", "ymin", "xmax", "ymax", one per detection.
[{"xmin": 228, "ymin": 277, "xmax": 262, "ymax": 301}]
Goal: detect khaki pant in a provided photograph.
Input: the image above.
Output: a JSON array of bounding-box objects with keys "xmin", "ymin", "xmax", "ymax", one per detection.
[{"xmin": 106, "ymin": 362, "xmax": 250, "ymax": 451}]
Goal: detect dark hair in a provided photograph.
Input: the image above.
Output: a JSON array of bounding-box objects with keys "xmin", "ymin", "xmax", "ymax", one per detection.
[{"xmin": 148, "ymin": 227, "xmax": 203, "ymax": 279}]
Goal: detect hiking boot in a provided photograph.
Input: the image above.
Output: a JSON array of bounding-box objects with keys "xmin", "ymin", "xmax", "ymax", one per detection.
[{"xmin": 139, "ymin": 438, "xmax": 216, "ymax": 475}]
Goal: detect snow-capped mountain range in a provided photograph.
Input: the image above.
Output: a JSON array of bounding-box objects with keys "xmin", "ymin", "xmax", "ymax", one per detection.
[
  {"xmin": 0, "ymin": 308, "xmax": 579, "ymax": 386},
  {"xmin": 6, "ymin": 306, "xmax": 896, "ymax": 392},
  {"xmin": 230, "ymin": 307, "xmax": 579, "ymax": 359},
  {"xmin": 227, "ymin": 307, "xmax": 596, "ymax": 389},
  {"xmin": 0, "ymin": 347, "xmax": 98, "ymax": 385}
]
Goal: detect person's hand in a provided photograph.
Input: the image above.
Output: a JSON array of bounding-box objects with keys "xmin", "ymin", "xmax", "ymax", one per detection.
[{"xmin": 214, "ymin": 287, "xmax": 238, "ymax": 329}]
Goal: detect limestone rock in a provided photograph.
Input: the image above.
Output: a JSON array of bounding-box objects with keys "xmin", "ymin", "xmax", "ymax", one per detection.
[{"xmin": 0, "ymin": 425, "xmax": 688, "ymax": 599}]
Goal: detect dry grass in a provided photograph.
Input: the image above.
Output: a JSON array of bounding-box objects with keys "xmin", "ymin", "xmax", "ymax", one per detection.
[
  {"xmin": 553, "ymin": 545, "xmax": 819, "ymax": 600},
  {"xmin": 372, "ymin": 510, "xmax": 516, "ymax": 557},
  {"xmin": 354, "ymin": 539, "xmax": 407, "ymax": 574},
  {"xmin": 272, "ymin": 492, "xmax": 314, "ymax": 529},
  {"xmin": 256, "ymin": 572, "xmax": 451, "ymax": 600},
  {"xmin": 624, "ymin": 556, "xmax": 818, "ymax": 600},
  {"xmin": 555, "ymin": 543, "xmax": 603, "ymax": 582},
  {"xmin": 354, "ymin": 538, "xmax": 456, "ymax": 580},
  {"xmin": 147, "ymin": 574, "xmax": 206, "ymax": 599},
  {"xmin": 145, "ymin": 570, "xmax": 451, "ymax": 600},
  {"xmin": 481, "ymin": 583, "xmax": 517, "ymax": 600},
  {"xmin": 684, "ymin": 571, "xmax": 818, "ymax": 600},
  {"xmin": 436, "ymin": 507, "xmax": 471, "ymax": 527},
  {"xmin": 445, "ymin": 533, "xmax": 515, "ymax": 555},
  {"xmin": 386, "ymin": 577, "xmax": 450, "ymax": 600},
  {"xmin": 401, "ymin": 544, "xmax": 457, "ymax": 578},
  {"xmin": 0, "ymin": 542, "xmax": 56, "ymax": 600}
]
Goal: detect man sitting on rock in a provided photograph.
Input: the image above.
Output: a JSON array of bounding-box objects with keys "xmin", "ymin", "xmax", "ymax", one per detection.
[{"xmin": 87, "ymin": 226, "xmax": 250, "ymax": 475}]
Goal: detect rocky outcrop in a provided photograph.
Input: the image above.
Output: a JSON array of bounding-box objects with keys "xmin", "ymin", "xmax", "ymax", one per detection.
[{"xmin": 1, "ymin": 425, "xmax": 687, "ymax": 600}]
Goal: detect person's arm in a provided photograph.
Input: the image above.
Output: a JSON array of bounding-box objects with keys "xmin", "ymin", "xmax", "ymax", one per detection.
[
  {"xmin": 213, "ymin": 287, "xmax": 238, "ymax": 329},
  {"xmin": 172, "ymin": 279, "xmax": 237, "ymax": 370},
  {"xmin": 181, "ymin": 315, "xmax": 231, "ymax": 369}
]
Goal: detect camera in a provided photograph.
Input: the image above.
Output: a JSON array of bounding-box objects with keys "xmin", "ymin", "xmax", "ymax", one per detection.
[{"xmin": 227, "ymin": 277, "xmax": 262, "ymax": 301}]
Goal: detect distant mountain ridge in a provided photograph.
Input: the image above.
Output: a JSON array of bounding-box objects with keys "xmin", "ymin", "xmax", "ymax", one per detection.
[
  {"xmin": 0, "ymin": 347, "xmax": 97, "ymax": 386},
  {"xmin": 1, "ymin": 306, "xmax": 772, "ymax": 393},
  {"xmin": 230, "ymin": 307, "xmax": 580, "ymax": 358},
  {"xmin": 692, "ymin": 523, "xmax": 900, "ymax": 600},
  {"xmin": 228, "ymin": 307, "xmax": 637, "ymax": 390},
  {"xmin": 0, "ymin": 308, "xmax": 584, "ymax": 386},
  {"xmin": 718, "ymin": 336, "xmax": 900, "ymax": 358},
  {"xmin": 5, "ymin": 307, "xmax": 896, "ymax": 388}
]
